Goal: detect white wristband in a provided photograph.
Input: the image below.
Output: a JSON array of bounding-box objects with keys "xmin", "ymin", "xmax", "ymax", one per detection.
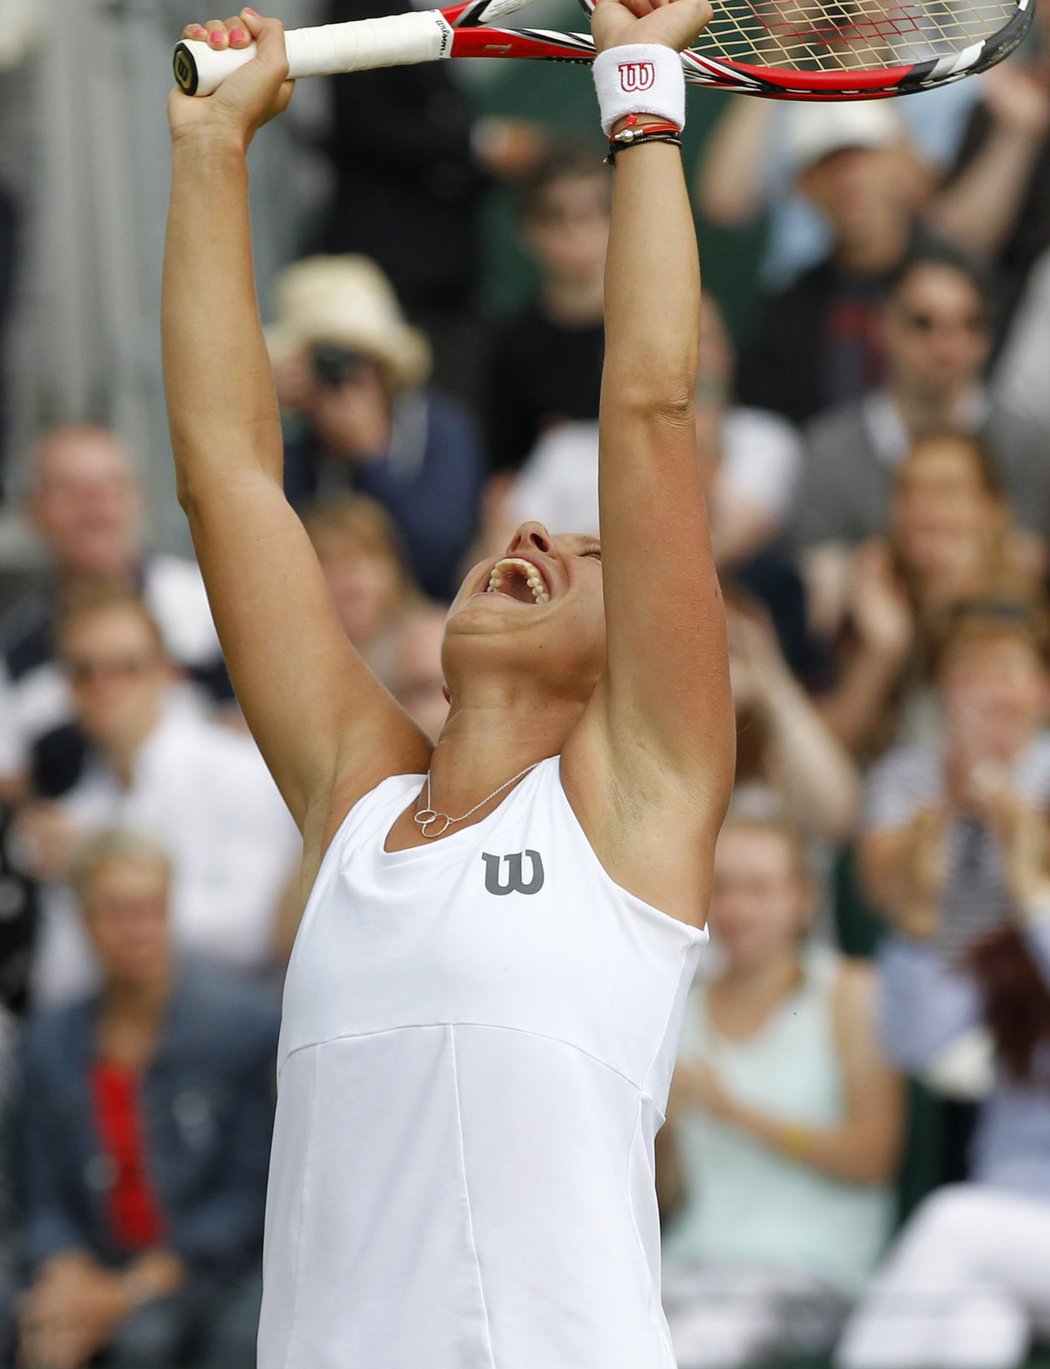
[{"xmin": 593, "ymin": 44, "xmax": 686, "ymax": 138}]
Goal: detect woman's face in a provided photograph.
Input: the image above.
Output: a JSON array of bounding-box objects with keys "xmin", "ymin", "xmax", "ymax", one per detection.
[
  {"xmin": 83, "ymin": 858, "xmax": 171, "ymax": 990},
  {"xmin": 523, "ymin": 174, "xmax": 611, "ymax": 286},
  {"xmin": 443, "ymin": 523, "xmax": 607, "ymax": 705},
  {"xmin": 941, "ymin": 634, "xmax": 1047, "ymax": 762},
  {"xmin": 708, "ymin": 827, "xmax": 809, "ymax": 971},
  {"xmin": 891, "ymin": 440, "xmax": 1002, "ymax": 583},
  {"xmin": 316, "ymin": 537, "xmax": 403, "ymax": 650}
]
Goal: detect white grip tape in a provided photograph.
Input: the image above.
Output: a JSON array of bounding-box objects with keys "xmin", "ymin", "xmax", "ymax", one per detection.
[
  {"xmin": 592, "ymin": 44, "xmax": 686, "ymax": 137},
  {"xmin": 177, "ymin": 13, "xmax": 453, "ymax": 97},
  {"xmin": 286, "ymin": 13, "xmax": 453, "ymax": 76}
]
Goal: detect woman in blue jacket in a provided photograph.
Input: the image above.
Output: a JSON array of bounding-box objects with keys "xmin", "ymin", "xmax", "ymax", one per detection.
[{"xmin": 18, "ymin": 828, "xmax": 280, "ymax": 1369}]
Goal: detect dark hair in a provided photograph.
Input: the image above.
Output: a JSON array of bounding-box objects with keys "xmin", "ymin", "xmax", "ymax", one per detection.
[
  {"xmin": 518, "ymin": 140, "xmax": 609, "ymax": 222},
  {"xmin": 886, "ymin": 244, "xmax": 996, "ymax": 323},
  {"xmin": 966, "ymin": 924, "xmax": 1050, "ymax": 1085}
]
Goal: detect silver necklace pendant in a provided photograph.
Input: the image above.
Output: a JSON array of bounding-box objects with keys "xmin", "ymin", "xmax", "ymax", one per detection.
[
  {"xmin": 414, "ymin": 759, "xmax": 546, "ymax": 841},
  {"xmin": 414, "ymin": 809, "xmax": 452, "ymax": 839}
]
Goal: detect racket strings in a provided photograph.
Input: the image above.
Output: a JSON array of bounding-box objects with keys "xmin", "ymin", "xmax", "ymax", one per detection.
[{"xmin": 700, "ymin": 0, "xmax": 1016, "ymax": 69}]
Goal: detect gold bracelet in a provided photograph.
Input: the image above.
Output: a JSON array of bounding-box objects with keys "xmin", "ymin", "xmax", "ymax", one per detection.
[{"xmin": 778, "ymin": 1122, "xmax": 814, "ymax": 1161}]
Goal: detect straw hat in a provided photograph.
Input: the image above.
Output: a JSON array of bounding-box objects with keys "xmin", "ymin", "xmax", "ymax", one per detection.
[{"xmin": 266, "ymin": 255, "xmax": 431, "ymax": 392}]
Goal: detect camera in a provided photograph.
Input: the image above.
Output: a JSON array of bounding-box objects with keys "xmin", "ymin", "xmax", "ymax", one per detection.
[{"xmin": 311, "ymin": 345, "xmax": 372, "ymax": 390}]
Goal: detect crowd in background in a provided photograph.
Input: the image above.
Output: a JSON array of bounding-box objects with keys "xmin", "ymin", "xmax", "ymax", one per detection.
[{"xmin": 1, "ymin": 0, "xmax": 1050, "ymax": 1366}]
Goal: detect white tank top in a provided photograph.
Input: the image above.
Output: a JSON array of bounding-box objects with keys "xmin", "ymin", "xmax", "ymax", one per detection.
[{"xmin": 259, "ymin": 756, "xmax": 707, "ymax": 1369}]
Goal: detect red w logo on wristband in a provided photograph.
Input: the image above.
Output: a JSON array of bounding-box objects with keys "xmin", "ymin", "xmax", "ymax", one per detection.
[{"xmin": 618, "ymin": 60, "xmax": 655, "ymax": 91}]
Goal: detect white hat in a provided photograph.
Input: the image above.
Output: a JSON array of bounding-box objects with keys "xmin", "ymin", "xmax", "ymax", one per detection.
[
  {"xmin": 786, "ymin": 102, "xmax": 904, "ymax": 174},
  {"xmin": 266, "ymin": 255, "xmax": 431, "ymax": 392}
]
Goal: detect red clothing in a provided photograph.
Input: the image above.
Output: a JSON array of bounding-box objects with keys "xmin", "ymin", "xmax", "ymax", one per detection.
[{"xmin": 91, "ymin": 1061, "xmax": 165, "ymax": 1251}]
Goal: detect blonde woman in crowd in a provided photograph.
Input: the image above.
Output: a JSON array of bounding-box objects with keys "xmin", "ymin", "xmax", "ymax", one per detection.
[{"xmin": 660, "ymin": 815, "xmax": 902, "ymax": 1369}]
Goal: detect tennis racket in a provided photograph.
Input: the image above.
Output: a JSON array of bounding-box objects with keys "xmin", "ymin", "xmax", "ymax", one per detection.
[{"xmin": 173, "ymin": 0, "xmax": 1034, "ymax": 100}]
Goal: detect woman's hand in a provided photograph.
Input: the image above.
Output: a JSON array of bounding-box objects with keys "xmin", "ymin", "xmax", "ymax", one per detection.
[
  {"xmin": 18, "ymin": 1255, "xmax": 130, "ymax": 1369},
  {"xmin": 167, "ymin": 9, "xmax": 294, "ymax": 149},
  {"xmin": 849, "ymin": 540, "xmax": 913, "ymax": 665},
  {"xmin": 591, "ymin": 0, "xmax": 713, "ymax": 55},
  {"xmin": 726, "ymin": 600, "xmax": 791, "ymax": 711},
  {"xmin": 971, "ymin": 780, "xmax": 1050, "ymax": 909},
  {"xmin": 671, "ymin": 1060, "xmax": 738, "ymax": 1122},
  {"xmin": 894, "ymin": 805, "xmax": 949, "ymax": 941},
  {"xmin": 11, "ymin": 800, "xmax": 83, "ymax": 882}
]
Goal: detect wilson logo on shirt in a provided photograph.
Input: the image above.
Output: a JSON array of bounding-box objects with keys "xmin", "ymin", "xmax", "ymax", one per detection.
[{"xmin": 482, "ymin": 850, "xmax": 545, "ymax": 896}]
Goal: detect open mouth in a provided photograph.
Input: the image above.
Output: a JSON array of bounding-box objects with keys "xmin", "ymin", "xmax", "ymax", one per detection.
[{"xmin": 485, "ymin": 557, "xmax": 550, "ymax": 605}]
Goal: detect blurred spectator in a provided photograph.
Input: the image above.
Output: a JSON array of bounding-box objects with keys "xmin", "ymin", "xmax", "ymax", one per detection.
[
  {"xmin": 15, "ymin": 587, "xmax": 299, "ymax": 1006},
  {"xmin": 928, "ymin": 17, "xmax": 1050, "ymax": 325},
  {"xmin": 818, "ymin": 435, "xmax": 1042, "ymax": 758},
  {"xmin": 660, "ymin": 816, "xmax": 901, "ymax": 1369},
  {"xmin": 0, "ymin": 176, "xmax": 14, "ymax": 495},
  {"xmin": 18, "ymin": 828, "xmax": 277, "ymax": 1369},
  {"xmin": 0, "ymin": 0, "xmax": 43, "ymax": 493},
  {"xmin": 728, "ymin": 600, "xmax": 861, "ymax": 844},
  {"xmin": 792, "ymin": 250, "xmax": 1050, "ymax": 632},
  {"xmin": 694, "ymin": 296, "xmax": 802, "ymax": 568},
  {"xmin": 386, "ymin": 602, "xmax": 450, "ymax": 744},
  {"xmin": 302, "ymin": 493, "xmax": 420, "ymax": 670},
  {"xmin": 315, "ymin": 0, "xmax": 509, "ymax": 400},
  {"xmin": 995, "ymin": 243, "xmax": 1050, "ymax": 430},
  {"xmin": 0, "ymin": 425, "xmax": 229, "ymax": 797},
  {"xmin": 269, "ymin": 255, "xmax": 484, "ymax": 601},
  {"xmin": 507, "ymin": 296, "xmax": 802, "ymax": 570},
  {"xmin": 695, "ymin": 83, "xmax": 974, "ymax": 289},
  {"xmin": 482, "ymin": 142, "xmax": 608, "ymax": 478},
  {"xmin": 736, "ymin": 104, "xmax": 938, "ymax": 426},
  {"xmin": 837, "ymin": 815, "xmax": 1050, "ymax": 1369},
  {"xmin": 858, "ymin": 600, "xmax": 1050, "ymax": 958}
]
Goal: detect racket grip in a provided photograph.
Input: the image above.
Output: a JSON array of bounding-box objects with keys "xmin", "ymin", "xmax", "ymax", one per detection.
[{"xmin": 173, "ymin": 13, "xmax": 454, "ymax": 97}]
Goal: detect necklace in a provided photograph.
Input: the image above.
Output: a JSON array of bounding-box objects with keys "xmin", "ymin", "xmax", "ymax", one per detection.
[{"xmin": 414, "ymin": 761, "xmax": 544, "ymax": 839}]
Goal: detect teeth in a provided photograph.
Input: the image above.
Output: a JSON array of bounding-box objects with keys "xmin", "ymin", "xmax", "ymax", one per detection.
[{"xmin": 486, "ymin": 557, "xmax": 550, "ymax": 604}]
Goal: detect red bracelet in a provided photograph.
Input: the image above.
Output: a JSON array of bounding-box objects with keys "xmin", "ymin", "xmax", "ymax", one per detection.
[
  {"xmin": 611, "ymin": 112, "xmax": 682, "ymax": 141},
  {"xmin": 606, "ymin": 120, "xmax": 683, "ymax": 164},
  {"xmin": 607, "ymin": 112, "xmax": 683, "ymax": 162}
]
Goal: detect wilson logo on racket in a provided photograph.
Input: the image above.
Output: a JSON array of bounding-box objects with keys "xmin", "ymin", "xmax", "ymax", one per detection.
[{"xmin": 618, "ymin": 60, "xmax": 655, "ymax": 92}]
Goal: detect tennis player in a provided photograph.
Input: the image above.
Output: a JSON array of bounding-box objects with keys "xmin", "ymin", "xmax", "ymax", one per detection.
[{"xmin": 163, "ymin": 1, "xmax": 732, "ymax": 1364}]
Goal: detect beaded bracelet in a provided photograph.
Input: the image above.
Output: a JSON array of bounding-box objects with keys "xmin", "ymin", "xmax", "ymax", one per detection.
[
  {"xmin": 606, "ymin": 113, "xmax": 682, "ymax": 163},
  {"xmin": 606, "ymin": 126, "xmax": 683, "ymax": 164}
]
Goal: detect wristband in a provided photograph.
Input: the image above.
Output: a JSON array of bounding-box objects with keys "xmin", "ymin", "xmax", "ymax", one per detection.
[{"xmin": 593, "ymin": 44, "xmax": 686, "ymax": 138}]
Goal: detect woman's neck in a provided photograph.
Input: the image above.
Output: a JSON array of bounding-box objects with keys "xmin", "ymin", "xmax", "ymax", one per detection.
[
  {"xmin": 425, "ymin": 695, "xmax": 577, "ymax": 816},
  {"xmin": 711, "ymin": 946, "xmax": 805, "ymax": 1038},
  {"xmin": 99, "ymin": 973, "xmax": 171, "ymax": 1069}
]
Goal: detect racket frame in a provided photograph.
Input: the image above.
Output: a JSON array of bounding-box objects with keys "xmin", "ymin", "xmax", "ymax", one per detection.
[{"xmin": 172, "ymin": 0, "xmax": 1035, "ymax": 100}]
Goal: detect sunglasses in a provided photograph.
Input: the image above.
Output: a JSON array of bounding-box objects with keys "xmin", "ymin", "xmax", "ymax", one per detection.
[
  {"xmin": 65, "ymin": 654, "xmax": 160, "ymax": 686},
  {"xmin": 900, "ymin": 309, "xmax": 986, "ymax": 334}
]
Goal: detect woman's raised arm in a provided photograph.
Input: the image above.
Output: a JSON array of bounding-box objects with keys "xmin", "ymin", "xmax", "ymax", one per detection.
[
  {"xmin": 565, "ymin": 0, "xmax": 735, "ymax": 921},
  {"xmin": 162, "ymin": 12, "xmax": 430, "ymax": 839}
]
